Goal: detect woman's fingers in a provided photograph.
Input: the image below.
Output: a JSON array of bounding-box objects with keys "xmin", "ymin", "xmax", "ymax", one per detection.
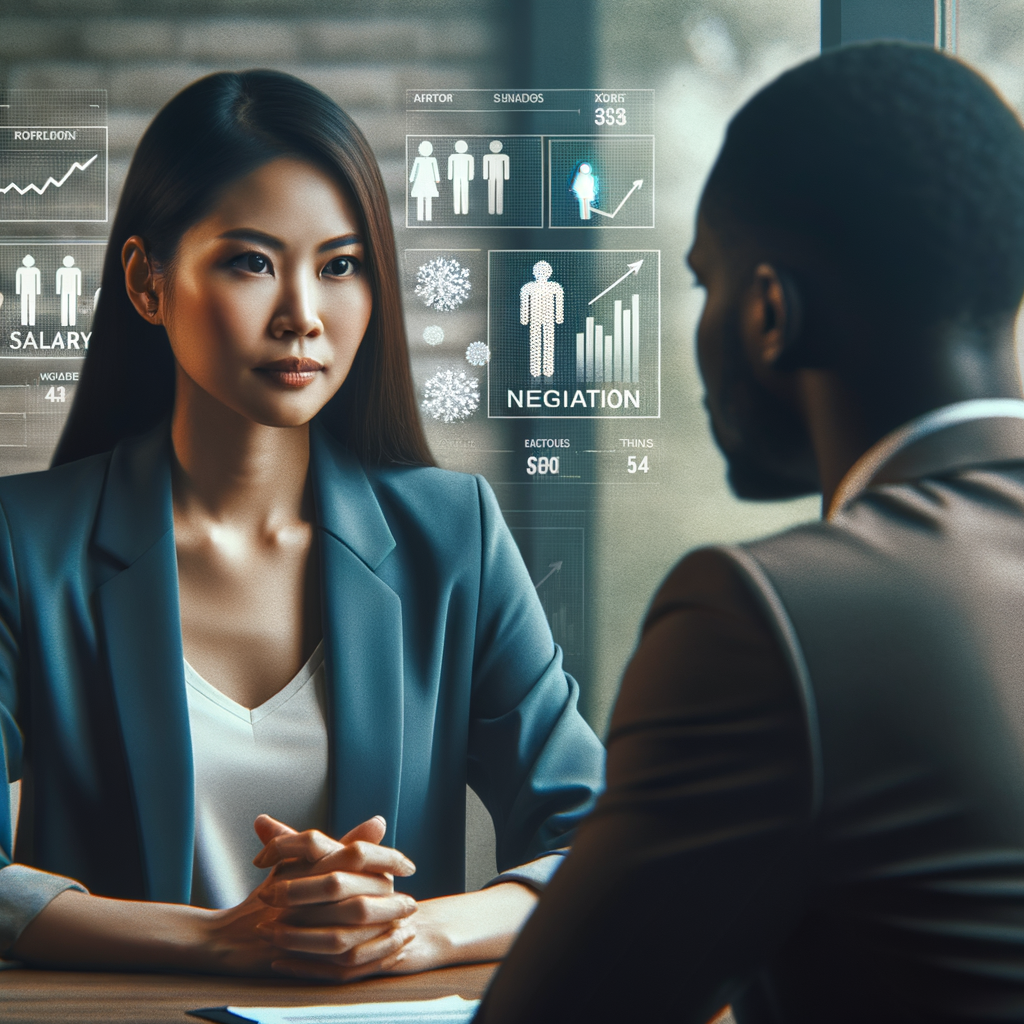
[
  {"xmin": 256, "ymin": 918, "xmax": 408, "ymax": 958},
  {"xmin": 262, "ymin": 920, "xmax": 414, "ymax": 964},
  {"xmin": 321, "ymin": 841, "xmax": 416, "ymax": 878},
  {"xmin": 253, "ymin": 828, "xmax": 341, "ymax": 869},
  {"xmin": 260, "ymin": 868, "xmax": 395, "ymax": 907},
  {"xmin": 259, "ymin": 839, "xmax": 416, "ymax": 880},
  {"xmin": 268, "ymin": 922, "xmax": 415, "ymax": 973},
  {"xmin": 276, "ymin": 892, "xmax": 417, "ymax": 927},
  {"xmin": 338, "ymin": 815, "xmax": 387, "ymax": 846},
  {"xmin": 253, "ymin": 814, "xmax": 298, "ymax": 847},
  {"xmin": 253, "ymin": 815, "xmax": 384, "ymax": 867}
]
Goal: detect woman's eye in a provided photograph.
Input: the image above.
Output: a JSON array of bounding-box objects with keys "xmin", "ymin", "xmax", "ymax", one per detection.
[
  {"xmin": 324, "ymin": 256, "xmax": 359, "ymax": 278},
  {"xmin": 231, "ymin": 252, "xmax": 271, "ymax": 274}
]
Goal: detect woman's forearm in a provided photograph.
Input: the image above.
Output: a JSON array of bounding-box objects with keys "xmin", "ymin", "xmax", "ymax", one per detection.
[
  {"xmin": 9, "ymin": 889, "xmax": 216, "ymax": 972},
  {"xmin": 408, "ymin": 882, "xmax": 538, "ymax": 968}
]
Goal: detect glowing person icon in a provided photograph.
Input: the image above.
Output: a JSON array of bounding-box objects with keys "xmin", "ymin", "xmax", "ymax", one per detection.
[
  {"xmin": 571, "ymin": 162, "xmax": 597, "ymax": 220},
  {"xmin": 410, "ymin": 140, "xmax": 441, "ymax": 222},
  {"xmin": 483, "ymin": 140, "xmax": 510, "ymax": 216},
  {"xmin": 520, "ymin": 260, "xmax": 564, "ymax": 379},
  {"xmin": 448, "ymin": 140, "xmax": 474, "ymax": 215},
  {"xmin": 16, "ymin": 254, "xmax": 41, "ymax": 327},
  {"xmin": 56, "ymin": 255, "xmax": 82, "ymax": 327}
]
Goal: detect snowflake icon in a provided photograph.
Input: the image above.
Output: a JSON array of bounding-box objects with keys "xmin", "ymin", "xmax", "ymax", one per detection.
[
  {"xmin": 465, "ymin": 341, "xmax": 490, "ymax": 366},
  {"xmin": 415, "ymin": 257, "xmax": 471, "ymax": 312},
  {"xmin": 422, "ymin": 325, "xmax": 444, "ymax": 346},
  {"xmin": 422, "ymin": 368, "xmax": 480, "ymax": 423}
]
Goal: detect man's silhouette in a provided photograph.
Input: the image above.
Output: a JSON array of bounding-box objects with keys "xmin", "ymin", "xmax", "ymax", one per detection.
[
  {"xmin": 56, "ymin": 255, "xmax": 81, "ymax": 328},
  {"xmin": 448, "ymin": 140, "xmax": 474, "ymax": 216},
  {"xmin": 520, "ymin": 261, "xmax": 564, "ymax": 378},
  {"xmin": 476, "ymin": 43, "xmax": 1024, "ymax": 1024},
  {"xmin": 16, "ymin": 255, "xmax": 40, "ymax": 327},
  {"xmin": 483, "ymin": 140, "xmax": 510, "ymax": 216}
]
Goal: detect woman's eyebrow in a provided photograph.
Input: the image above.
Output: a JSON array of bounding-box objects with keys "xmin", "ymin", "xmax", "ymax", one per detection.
[
  {"xmin": 218, "ymin": 228, "xmax": 284, "ymax": 250},
  {"xmin": 318, "ymin": 233, "xmax": 362, "ymax": 252}
]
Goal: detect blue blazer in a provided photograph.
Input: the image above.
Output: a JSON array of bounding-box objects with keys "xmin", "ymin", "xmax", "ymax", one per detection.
[{"xmin": 0, "ymin": 424, "xmax": 604, "ymax": 908}]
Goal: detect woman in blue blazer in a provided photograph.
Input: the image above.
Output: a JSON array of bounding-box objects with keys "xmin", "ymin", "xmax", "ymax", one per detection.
[{"xmin": 0, "ymin": 70, "xmax": 603, "ymax": 978}]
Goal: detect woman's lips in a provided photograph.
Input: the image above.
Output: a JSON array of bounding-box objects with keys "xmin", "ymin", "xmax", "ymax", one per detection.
[{"xmin": 255, "ymin": 357, "xmax": 324, "ymax": 389}]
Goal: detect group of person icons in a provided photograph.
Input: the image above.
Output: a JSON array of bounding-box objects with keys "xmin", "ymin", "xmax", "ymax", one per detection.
[
  {"xmin": 410, "ymin": 139, "xmax": 511, "ymax": 220},
  {"xmin": 5, "ymin": 254, "xmax": 97, "ymax": 327}
]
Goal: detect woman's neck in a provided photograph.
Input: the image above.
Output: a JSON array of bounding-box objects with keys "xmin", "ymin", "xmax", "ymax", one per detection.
[{"xmin": 170, "ymin": 378, "xmax": 312, "ymax": 529}]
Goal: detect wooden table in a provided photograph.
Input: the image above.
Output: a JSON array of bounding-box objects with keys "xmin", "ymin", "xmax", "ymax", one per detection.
[{"xmin": 0, "ymin": 962, "xmax": 496, "ymax": 1024}]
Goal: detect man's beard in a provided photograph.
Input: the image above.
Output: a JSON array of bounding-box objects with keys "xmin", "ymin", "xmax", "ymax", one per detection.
[{"xmin": 710, "ymin": 323, "xmax": 819, "ymax": 501}]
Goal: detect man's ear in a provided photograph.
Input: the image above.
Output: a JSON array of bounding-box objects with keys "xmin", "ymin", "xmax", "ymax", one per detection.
[
  {"xmin": 122, "ymin": 236, "xmax": 165, "ymax": 325},
  {"xmin": 742, "ymin": 263, "xmax": 804, "ymax": 370}
]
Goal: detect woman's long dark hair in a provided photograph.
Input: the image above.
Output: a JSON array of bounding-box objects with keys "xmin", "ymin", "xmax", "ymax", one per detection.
[{"xmin": 52, "ymin": 70, "xmax": 434, "ymax": 468}]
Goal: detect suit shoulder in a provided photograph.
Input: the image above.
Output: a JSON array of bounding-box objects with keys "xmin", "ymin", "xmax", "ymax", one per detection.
[
  {"xmin": 0, "ymin": 451, "xmax": 111, "ymax": 522},
  {"xmin": 649, "ymin": 516, "xmax": 843, "ymax": 629},
  {"xmin": 650, "ymin": 545, "xmax": 772, "ymax": 626},
  {"xmin": 368, "ymin": 464, "xmax": 485, "ymax": 520}
]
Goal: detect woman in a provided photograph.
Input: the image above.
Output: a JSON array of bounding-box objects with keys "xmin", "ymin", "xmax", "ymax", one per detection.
[
  {"xmin": 0, "ymin": 70, "xmax": 603, "ymax": 980},
  {"xmin": 410, "ymin": 140, "xmax": 441, "ymax": 222}
]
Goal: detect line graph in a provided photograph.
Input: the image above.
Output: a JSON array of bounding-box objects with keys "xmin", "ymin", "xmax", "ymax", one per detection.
[
  {"xmin": 0, "ymin": 127, "xmax": 107, "ymax": 222},
  {"xmin": 0, "ymin": 154, "xmax": 98, "ymax": 196}
]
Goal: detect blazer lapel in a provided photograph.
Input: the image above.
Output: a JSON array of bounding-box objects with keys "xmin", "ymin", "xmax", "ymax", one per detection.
[
  {"xmin": 310, "ymin": 426, "xmax": 405, "ymax": 847},
  {"xmin": 93, "ymin": 426, "xmax": 193, "ymax": 903}
]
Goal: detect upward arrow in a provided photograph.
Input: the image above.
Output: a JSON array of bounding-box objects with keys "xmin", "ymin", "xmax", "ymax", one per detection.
[
  {"xmin": 534, "ymin": 561, "xmax": 563, "ymax": 590},
  {"xmin": 589, "ymin": 179, "xmax": 643, "ymax": 219},
  {"xmin": 588, "ymin": 260, "xmax": 644, "ymax": 305}
]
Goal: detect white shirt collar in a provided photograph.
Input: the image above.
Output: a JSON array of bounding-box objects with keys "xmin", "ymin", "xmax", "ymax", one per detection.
[{"xmin": 826, "ymin": 398, "xmax": 1024, "ymax": 520}]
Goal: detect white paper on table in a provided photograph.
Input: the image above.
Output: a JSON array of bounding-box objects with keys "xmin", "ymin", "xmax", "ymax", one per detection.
[{"xmin": 225, "ymin": 994, "xmax": 480, "ymax": 1024}]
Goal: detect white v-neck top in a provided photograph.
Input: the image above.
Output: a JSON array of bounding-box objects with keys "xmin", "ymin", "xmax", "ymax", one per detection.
[{"xmin": 184, "ymin": 642, "xmax": 329, "ymax": 910}]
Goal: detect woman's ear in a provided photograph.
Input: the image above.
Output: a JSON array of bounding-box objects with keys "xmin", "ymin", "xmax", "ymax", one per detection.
[
  {"xmin": 122, "ymin": 236, "xmax": 165, "ymax": 325},
  {"xmin": 743, "ymin": 263, "xmax": 804, "ymax": 370}
]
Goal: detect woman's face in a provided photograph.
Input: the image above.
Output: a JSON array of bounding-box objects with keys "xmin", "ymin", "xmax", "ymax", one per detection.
[{"xmin": 150, "ymin": 157, "xmax": 373, "ymax": 428}]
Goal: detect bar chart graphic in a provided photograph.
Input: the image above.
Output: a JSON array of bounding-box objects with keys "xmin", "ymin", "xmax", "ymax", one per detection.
[{"xmin": 488, "ymin": 249, "xmax": 659, "ymax": 418}]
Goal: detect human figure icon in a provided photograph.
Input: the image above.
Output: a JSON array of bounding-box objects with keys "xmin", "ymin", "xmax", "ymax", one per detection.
[
  {"xmin": 409, "ymin": 140, "xmax": 440, "ymax": 222},
  {"xmin": 571, "ymin": 162, "xmax": 597, "ymax": 220},
  {"xmin": 520, "ymin": 260, "xmax": 564, "ymax": 378},
  {"xmin": 56, "ymin": 255, "xmax": 82, "ymax": 327},
  {"xmin": 483, "ymin": 140, "xmax": 510, "ymax": 216},
  {"xmin": 16, "ymin": 254, "xmax": 41, "ymax": 327},
  {"xmin": 448, "ymin": 140, "xmax": 474, "ymax": 215}
]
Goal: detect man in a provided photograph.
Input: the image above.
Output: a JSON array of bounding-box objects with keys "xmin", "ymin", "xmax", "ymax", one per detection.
[{"xmin": 474, "ymin": 43, "xmax": 1024, "ymax": 1024}]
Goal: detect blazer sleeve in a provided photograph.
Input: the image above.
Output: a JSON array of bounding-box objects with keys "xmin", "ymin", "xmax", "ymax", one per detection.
[
  {"xmin": 0, "ymin": 499, "xmax": 87, "ymax": 958},
  {"xmin": 465, "ymin": 476, "xmax": 604, "ymax": 890}
]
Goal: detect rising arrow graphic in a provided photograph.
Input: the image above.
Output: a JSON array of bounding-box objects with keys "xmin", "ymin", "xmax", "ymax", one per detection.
[
  {"xmin": 588, "ymin": 260, "xmax": 644, "ymax": 305},
  {"xmin": 590, "ymin": 179, "xmax": 643, "ymax": 219},
  {"xmin": 534, "ymin": 561, "xmax": 563, "ymax": 590}
]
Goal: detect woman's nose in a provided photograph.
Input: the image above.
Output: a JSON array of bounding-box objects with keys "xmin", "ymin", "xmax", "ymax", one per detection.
[{"xmin": 271, "ymin": 276, "xmax": 323, "ymax": 339}]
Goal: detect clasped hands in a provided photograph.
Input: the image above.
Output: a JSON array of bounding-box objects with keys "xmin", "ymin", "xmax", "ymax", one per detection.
[{"xmin": 212, "ymin": 812, "xmax": 425, "ymax": 981}]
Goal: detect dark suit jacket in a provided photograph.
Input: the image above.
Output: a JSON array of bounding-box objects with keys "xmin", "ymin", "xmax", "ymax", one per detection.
[
  {"xmin": 0, "ymin": 422, "xmax": 604, "ymax": 943},
  {"xmin": 475, "ymin": 410, "xmax": 1024, "ymax": 1024}
]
